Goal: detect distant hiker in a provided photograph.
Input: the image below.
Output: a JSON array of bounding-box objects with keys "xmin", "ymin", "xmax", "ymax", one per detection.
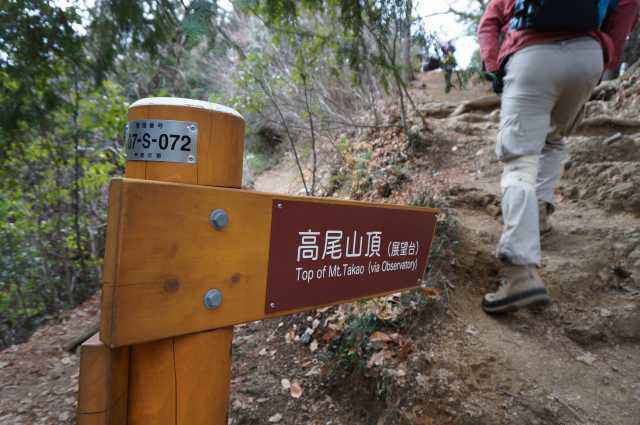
[
  {"xmin": 440, "ymin": 40, "xmax": 457, "ymax": 93},
  {"xmin": 478, "ymin": 0, "xmax": 640, "ymax": 314}
]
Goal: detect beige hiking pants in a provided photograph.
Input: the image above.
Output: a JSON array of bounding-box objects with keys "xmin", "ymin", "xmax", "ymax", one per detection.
[{"xmin": 496, "ymin": 37, "xmax": 603, "ymax": 266}]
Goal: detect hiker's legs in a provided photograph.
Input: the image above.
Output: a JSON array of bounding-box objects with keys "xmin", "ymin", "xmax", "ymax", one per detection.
[
  {"xmin": 538, "ymin": 41, "xmax": 602, "ymax": 209},
  {"xmin": 496, "ymin": 39, "xmax": 602, "ymax": 265},
  {"xmin": 444, "ymin": 68, "xmax": 453, "ymax": 93},
  {"xmin": 536, "ymin": 139, "xmax": 567, "ymax": 209},
  {"xmin": 496, "ymin": 46, "xmax": 556, "ymax": 266},
  {"xmin": 499, "ymin": 155, "xmax": 543, "ymax": 265},
  {"xmin": 537, "ymin": 139, "xmax": 567, "ymax": 234}
]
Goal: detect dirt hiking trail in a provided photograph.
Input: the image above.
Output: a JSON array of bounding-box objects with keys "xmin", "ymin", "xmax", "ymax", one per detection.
[
  {"xmin": 248, "ymin": 71, "xmax": 640, "ymax": 424},
  {"xmin": 1, "ymin": 71, "xmax": 639, "ymax": 425}
]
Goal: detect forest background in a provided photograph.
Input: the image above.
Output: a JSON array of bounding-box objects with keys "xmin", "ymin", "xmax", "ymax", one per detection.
[{"xmin": 1, "ymin": 0, "xmax": 639, "ymax": 349}]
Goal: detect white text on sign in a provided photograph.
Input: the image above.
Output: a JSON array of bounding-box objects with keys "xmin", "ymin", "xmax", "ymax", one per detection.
[{"xmin": 294, "ymin": 229, "xmax": 420, "ymax": 284}]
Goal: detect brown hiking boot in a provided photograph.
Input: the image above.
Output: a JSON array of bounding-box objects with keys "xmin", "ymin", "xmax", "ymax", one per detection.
[
  {"xmin": 482, "ymin": 264, "xmax": 550, "ymax": 314},
  {"xmin": 539, "ymin": 201, "xmax": 553, "ymax": 235}
]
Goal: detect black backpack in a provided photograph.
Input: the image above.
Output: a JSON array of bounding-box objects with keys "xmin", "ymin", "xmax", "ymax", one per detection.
[{"xmin": 509, "ymin": 0, "xmax": 619, "ymax": 32}]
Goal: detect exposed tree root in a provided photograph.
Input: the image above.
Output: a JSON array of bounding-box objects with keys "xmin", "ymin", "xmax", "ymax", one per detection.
[
  {"xmin": 578, "ymin": 115, "xmax": 640, "ymax": 131},
  {"xmin": 450, "ymin": 94, "xmax": 501, "ymax": 117},
  {"xmin": 422, "ymin": 105, "xmax": 456, "ymax": 119},
  {"xmin": 590, "ymin": 80, "xmax": 619, "ymax": 101}
]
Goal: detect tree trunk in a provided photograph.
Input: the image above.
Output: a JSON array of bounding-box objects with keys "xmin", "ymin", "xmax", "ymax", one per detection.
[
  {"xmin": 301, "ymin": 73, "xmax": 317, "ymax": 196},
  {"xmin": 402, "ymin": 0, "xmax": 414, "ymax": 84}
]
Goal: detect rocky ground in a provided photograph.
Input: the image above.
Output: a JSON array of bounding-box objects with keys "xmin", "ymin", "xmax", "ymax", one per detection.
[{"xmin": 1, "ymin": 71, "xmax": 639, "ymax": 425}]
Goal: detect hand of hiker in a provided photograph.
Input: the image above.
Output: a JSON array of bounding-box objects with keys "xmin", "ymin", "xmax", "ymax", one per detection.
[
  {"xmin": 481, "ymin": 62, "xmax": 504, "ymax": 94},
  {"xmin": 480, "ymin": 71, "xmax": 504, "ymax": 94},
  {"xmin": 491, "ymin": 72, "xmax": 504, "ymax": 95}
]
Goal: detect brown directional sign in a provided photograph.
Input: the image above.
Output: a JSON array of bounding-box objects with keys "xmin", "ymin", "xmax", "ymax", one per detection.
[
  {"xmin": 265, "ymin": 200, "xmax": 436, "ymax": 313},
  {"xmin": 100, "ymin": 178, "xmax": 438, "ymax": 347}
]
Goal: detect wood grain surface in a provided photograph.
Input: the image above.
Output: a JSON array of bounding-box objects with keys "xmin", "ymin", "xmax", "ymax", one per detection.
[
  {"xmin": 119, "ymin": 100, "xmax": 239, "ymax": 425},
  {"xmin": 100, "ymin": 178, "xmax": 438, "ymax": 347},
  {"xmin": 123, "ymin": 102, "xmax": 244, "ymax": 187},
  {"xmin": 76, "ymin": 333, "xmax": 129, "ymax": 425}
]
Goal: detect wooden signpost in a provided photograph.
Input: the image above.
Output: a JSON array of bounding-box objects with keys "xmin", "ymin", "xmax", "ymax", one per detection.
[{"xmin": 77, "ymin": 98, "xmax": 438, "ymax": 425}]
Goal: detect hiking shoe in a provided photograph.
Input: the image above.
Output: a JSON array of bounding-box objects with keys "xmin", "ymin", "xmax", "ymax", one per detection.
[
  {"xmin": 482, "ymin": 265, "xmax": 550, "ymax": 314},
  {"xmin": 539, "ymin": 201, "xmax": 553, "ymax": 235}
]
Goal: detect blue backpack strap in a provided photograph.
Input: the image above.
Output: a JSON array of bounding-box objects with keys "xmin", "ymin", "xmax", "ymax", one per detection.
[
  {"xmin": 599, "ymin": 0, "xmax": 619, "ymax": 27},
  {"xmin": 509, "ymin": 0, "xmax": 535, "ymax": 31}
]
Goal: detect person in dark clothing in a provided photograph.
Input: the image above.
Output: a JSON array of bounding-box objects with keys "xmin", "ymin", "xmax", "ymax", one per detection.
[{"xmin": 440, "ymin": 40, "xmax": 457, "ymax": 93}]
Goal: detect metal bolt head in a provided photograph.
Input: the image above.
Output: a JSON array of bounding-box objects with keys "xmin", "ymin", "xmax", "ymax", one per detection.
[
  {"xmin": 276, "ymin": 203, "xmax": 283, "ymax": 209},
  {"xmin": 187, "ymin": 155, "xmax": 195, "ymax": 163},
  {"xmin": 269, "ymin": 302, "xmax": 276, "ymax": 309},
  {"xmin": 189, "ymin": 124, "xmax": 197, "ymax": 132},
  {"xmin": 204, "ymin": 289, "xmax": 222, "ymax": 310},
  {"xmin": 209, "ymin": 209, "xmax": 228, "ymax": 230}
]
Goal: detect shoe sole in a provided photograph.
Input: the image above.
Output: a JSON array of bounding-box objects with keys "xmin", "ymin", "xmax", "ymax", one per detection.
[{"xmin": 482, "ymin": 288, "xmax": 550, "ymax": 314}]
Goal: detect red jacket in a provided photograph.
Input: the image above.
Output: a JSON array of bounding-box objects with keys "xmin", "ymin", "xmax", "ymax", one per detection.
[{"xmin": 478, "ymin": 0, "xmax": 640, "ymax": 72}]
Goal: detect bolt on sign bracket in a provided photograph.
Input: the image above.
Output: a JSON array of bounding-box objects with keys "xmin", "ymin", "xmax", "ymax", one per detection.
[{"xmin": 100, "ymin": 178, "xmax": 438, "ymax": 347}]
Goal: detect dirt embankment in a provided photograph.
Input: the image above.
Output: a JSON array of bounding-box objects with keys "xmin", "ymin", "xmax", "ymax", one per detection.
[{"xmin": 1, "ymin": 72, "xmax": 639, "ymax": 425}]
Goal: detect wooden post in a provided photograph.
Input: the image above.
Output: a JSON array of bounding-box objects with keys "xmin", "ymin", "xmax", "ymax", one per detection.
[
  {"xmin": 123, "ymin": 98, "xmax": 244, "ymax": 425},
  {"xmin": 87, "ymin": 96, "xmax": 438, "ymax": 425},
  {"xmin": 76, "ymin": 333, "xmax": 129, "ymax": 425}
]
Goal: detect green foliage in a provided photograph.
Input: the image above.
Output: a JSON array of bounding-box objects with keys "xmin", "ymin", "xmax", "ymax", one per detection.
[
  {"xmin": 245, "ymin": 152, "xmax": 274, "ymax": 174},
  {"xmin": 326, "ymin": 168, "xmax": 348, "ymax": 195},
  {"xmin": 0, "ymin": 0, "xmax": 235, "ymax": 347},
  {"xmin": 0, "ymin": 0, "xmax": 84, "ymax": 144},
  {"xmin": 352, "ymin": 150, "xmax": 374, "ymax": 195},
  {"xmin": 336, "ymin": 135, "xmax": 350, "ymax": 157},
  {"xmin": 328, "ymin": 289, "xmax": 434, "ymax": 376},
  {"xmin": 224, "ymin": 52, "xmax": 273, "ymax": 114},
  {"xmin": 0, "ymin": 77, "xmax": 126, "ymax": 347},
  {"xmin": 468, "ymin": 48, "xmax": 483, "ymax": 72},
  {"xmin": 329, "ymin": 312, "xmax": 381, "ymax": 370},
  {"xmin": 89, "ymin": 0, "xmax": 218, "ymax": 79}
]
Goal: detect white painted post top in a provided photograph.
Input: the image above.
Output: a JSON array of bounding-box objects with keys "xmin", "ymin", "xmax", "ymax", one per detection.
[{"xmin": 129, "ymin": 97, "xmax": 243, "ymax": 120}]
